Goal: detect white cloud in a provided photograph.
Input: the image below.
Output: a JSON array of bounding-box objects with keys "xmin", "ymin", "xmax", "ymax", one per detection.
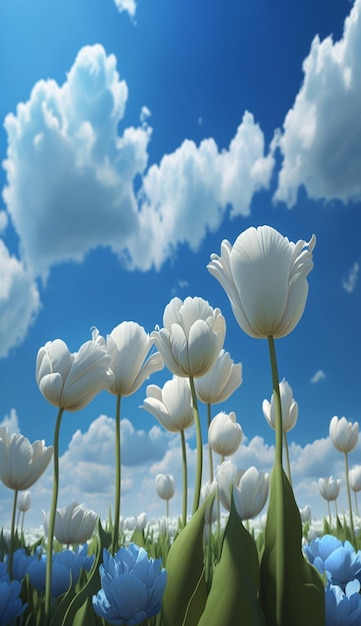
[
  {"xmin": 342, "ymin": 261, "xmax": 359, "ymax": 293},
  {"xmin": 274, "ymin": 0, "xmax": 361, "ymax": 206},
  {"xmin": 2, "ymin": 44, "xmax": 151, "ymax": 280},
  {"xmin": 310, "ymin": 369, "xmax": 326, "ymax": 383},
  {"xmin": 0, "ymin": 240, "xmax": 40, "ymax": 359},
  {"xmin": 0, "ymin": 408, "xmax": 20, "ymax": 434},
  {"xmin": 2, "ymin": 45, "xmax": 273, "ymax": 282},
  {"xmin": 113, "ymin": 0, "xmax": 136, "ymax": 19},
  {"xmin": 0, "ymin": 413, "xmax": 359, "ymax": 529}
]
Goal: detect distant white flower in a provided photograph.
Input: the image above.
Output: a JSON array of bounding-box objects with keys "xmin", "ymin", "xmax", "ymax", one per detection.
[
  {"xmin": 262, "ymin": 378, "xmax": 298, "ymax": 432},
  {"xmin": 349, "ymin": 466, "xmax": 361, "ymax": 493},
  {"xmin": 17, "ymin": 491, "xmax": 31, "ymax": 513},
  {"xmin": 318, "ymin": 476, "xmax": 341, "ymax": 502},
  {"xmin": 194, "ymin": 349, "xmax": 242, "ymax": 404},
  {"xmin": 216, "ymin": 461, "xmax": 269, "ymax": 520},
  {"xmin": 329, "ymin": 416, "xmax": 359, "ymax": 454},
  {"xmin": 141, "ymin": 376, "xmax": 193, "ymax": 432},
  {"xmin": 155, "ymin": 474, "xmax": 175, "ymax": 501}
]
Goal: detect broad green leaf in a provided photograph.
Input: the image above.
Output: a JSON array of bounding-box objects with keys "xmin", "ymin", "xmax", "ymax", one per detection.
[
  {"xmin": 198, "ymin": 498, "xmax": 265, "ymax": 626},
  {"xmin": 162, "ymin": 497, "xmax": 213, "ymax": 626},
  {"xmin": 260, "ymin": 465, "xmax": 325, "ymax": 626}
]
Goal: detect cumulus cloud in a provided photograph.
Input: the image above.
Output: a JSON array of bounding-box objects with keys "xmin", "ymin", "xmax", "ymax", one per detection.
[
  {"xmin": 310, "ymin": 369, "xmax": 326, "ymax": 384},
  {"xmin": 274, "ymin": 0, "xmax": 361, "ymax": 206},
  {"xmin": 2, "ymin": 45, "xmax": 273, "ymax": 281},
  {"xmin": 342, "ymin": 261, "xmax": 359, "ymax": 293},
  {"xmin": 0, "ymin": 240, "xmax": 40, "ymax": 358},
  {"xmin": 0, "ymin": 408, "xmax": 20, "ymax": 434}
]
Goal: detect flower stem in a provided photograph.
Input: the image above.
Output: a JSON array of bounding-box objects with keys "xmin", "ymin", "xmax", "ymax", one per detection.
[
  {"xmin": 112, "ymin": 394, "xmax": 122, "ymax": 555},
  {"xmin": 344, "ymin": 452, "xmax": 357, "ymax": 547},
  {"xmin": 267, "ymin": 335, "xmax": 285, "ymax": 626},
  {"xmin": 45, "ymin": 406, "xmax": 64, "ymax": 621},
  {"xmin": 283, "ymin": 432, "xmax": 293, "ymax": 487},
  {"xmin": 207, "ymin": 403, "xmax": 214, "ymax": 483},
  {"xmin": 8, "ymin": 489, "xmax": 18, "ymax": 578},
  {"xmin": 189, "ymin": 376, "xmax": 203, "ymax": 515},
  {"xmin": 180, "ymin": 430, "xmax": 188, "ymax": 528}
]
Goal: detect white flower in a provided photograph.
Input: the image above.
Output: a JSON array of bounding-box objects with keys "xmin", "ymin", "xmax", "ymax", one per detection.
[
  {"xmin": 299, "ymin": 505, "xmax": 312, "ymax": 523},
  {"xmin": 329, "ymin": 416, "xmax": 359, "ymax": 454},
  {"xmin": 36, "ymin": 338, "xmax": 113, "ymax": 411},
  {"xmin": 136, "ymin": 513, "xmax": 148, "ymax": 530},
  {"xmin": 262, "ymin": 379, "xmax": 298, "ymax": 432},
  {"xmin": 96, "ymin": 322, "xmax": 163, "ymax": 396},
  {"xmin": 194, "ymin": 349, "xmax": 242, "ymax": 404},
  {"xmin": 208, "ymin": 411, "xmax": 243, "ymax": 457},
  {"xmin": 349, "ymin": 466, "xmax": 361, "ymax": 492},
  {"xmin": 42, "ymin": 501, "xmax": 98, "ymax": 545},
  {"xmin": 155, "ymin": 474, "xmax": 176, "ymax": 500},
  {"xmin": 318, "ymin": 476, "xmax": 341, "ymax": 502},
  {"xmin": 216, "ymin": 461, "xmax": 269, "ymax": 520},
  {"xmin": 141, "ymin": 376, "xmax": 193, "ymax": 432},
  {"xmin": 151, "ymin": 296, "xmax": 226, "ymax": 378},
  {"xmin": 0, "ymin": 434, "xmax": 53, "ymax": 491},
  {"xmin": 208, "ymin": 225, "xmax": 316, "ymax": 338},
  {"xmin": 17, "ymin": 491, "xmax": 31, "ymax": 513}
]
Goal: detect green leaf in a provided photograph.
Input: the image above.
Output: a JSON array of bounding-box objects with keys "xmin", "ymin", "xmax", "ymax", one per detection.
[
  {"xmin": 162, "ymin": 497, "xmax": 213, "ymax": 626},
  {"xmin": 198, "ymin": 498, "xmax": 265, "ymax": 626},
  {"xmin": 260, "ymin": 465, "xmax": 325, "ymax": 626}
]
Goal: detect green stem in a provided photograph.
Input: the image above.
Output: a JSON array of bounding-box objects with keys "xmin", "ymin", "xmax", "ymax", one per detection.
[
  {"xmin": 180, "ymin": 430, "xmax": 188, "ymax": 528},
  {"xmin": 8, "ymin": 489, "xmax": 18, "ymax": 578},
  {"xmin": 207, "ymin": 403, "xmax": 214, "ymax": 483},
  {"xmin": 344, "ymin": 452, "xmax": 356, "ymax": 547},
  {"xmin": 112, "ymin": 394, "xmax": 122, "ymax": 555},
  {"xmin": 327, "ymin": 501, "xmax": 332, "ymax": 528},
  {"xmin": 267, "ymin": 335, "xmax": 285, "ymax": 626},
  {"xmin": 189, "ymin": 376, "xmax": 203, "ymax": 515},
  {"xmin": 283, "ymin": 432, "xmax": 293, "ymax": 487},
  {"xmin": 166, "ymin": 498, "xmax": 169, "ymax": 520},
  {"xmin": 45, "ymin": 406, "xmax": 64, "ymax": 621},
  {"xmin": 355, "ymin": 491, "xmax": 359, "ymax": 517}
]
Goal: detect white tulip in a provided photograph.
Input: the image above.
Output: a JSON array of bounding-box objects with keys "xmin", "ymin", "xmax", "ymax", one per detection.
[
  {"xmin": 36, "ymin": 338, "xmax": 113, "ymax": 411},
  {"xmin": 349, "ymin": 466, "xmax": 361, "ymax": 492},
  {"xmin": 194, "ymin": 349, "xmax": 242, "ymax": 404},
  {"xmin": 208, "ymin": 225, "xmax": 315, "ymax": 338},
  {"xmin": 0, "ymin": 434, "xmax": 53, "ymax": 491},
  {"xmin": 216, "ymin": 461, "xmax": 269, "ymax": 520},
  {"xmin": 141, "ymin": 376, "xmax": 193, "ymax": 432},
  {"xmin": 155, "ymin": 474, "xmax": 175, "ymax": 500},
  {"xmin": 17, "ymin": 491, "xmax": 31, "ymax": 513},
  {"xmin": 151, "ymin": 296, "xmax": 226, "ymax": 378},
  {"xmin": 262, "ymin": 379, "xmax": 298, "ymax": 432},
  {"xmin": 329, "ymin": 416, "xmax": 359, "ymax": 454},
  {"xmin": 42, "ymin": 501, "xmax": 98, "ymax": 545},
  {"xmin": 318, "ymin": 476, "xmax": 341, "ymax": 502},
  {"xmin": 208, "ymin": 411, "xmax": 243, "ymax": 457}
]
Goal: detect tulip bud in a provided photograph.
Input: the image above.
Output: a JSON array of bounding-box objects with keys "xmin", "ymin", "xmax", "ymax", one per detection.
[
  {"xmin": 208, "ymin": 411, "xmax": 243, "ymax": 457},
  {"xmin": 17, "ymin": 491, "xmax": 31, "ymax": 513},
  {"xmin": 318, "ymin": 476, "xmax": 341, "ymax": 502},
  {"xmin": 329, "ymin": 416, "xmax": 359, "ymax": 453},
  {"xmin": 155, "ymin": 474, "xmax": 175, "ymax": 500}
]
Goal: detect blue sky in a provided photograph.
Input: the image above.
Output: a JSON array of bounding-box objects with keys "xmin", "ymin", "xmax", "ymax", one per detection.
[{"xmin": 0, "ymin": 0, "xmax": 360, "ymax": 528}]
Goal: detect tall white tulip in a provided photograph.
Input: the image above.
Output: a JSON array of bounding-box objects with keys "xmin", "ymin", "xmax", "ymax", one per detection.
[
  {"xmin": 0, "ymin": 434, "xmax": 53, "ymax": 491},
  {"xmin": 318, "ymin": 476, "xmax": 341, "ymax": 502},
  {"xmin": 208, "ymin": 411, "xmax": 243, "ymax": 458},
  {"xmin": 141, "ymin": 376, "xmax": 193, "ymax": 432},
  {"xmin": 349, "ymin": 465, "xmax": 361, "ymax": 516},
  {"xmin": 194, "ymin": 349, "xmax": 242, "ymax": 404},
  {"xmin": 151, "ymin": 296, "xmax": 226, "ymax": 378},
  {"xmin": 36, "ymin": 338, "xmax": 114, "ymax": 410},
  {"xmin": 42, "ymin": 501, "xmax": 98, "ymax": 546},
  {"xmin": 262, "ymin": 379, "xmax": 298, "ymax": 433},
  {"xmin": 207, "ymin": 225, "xmax": 315, "ymax": 339},
  {"xmin": 155, "ymin": 473, "xmax": 175, "ymax": 520},
  {"xmin": 329, "ymin": 416, "xmax": 359, "ymax": 454},
  {"xmin": 329, "ymin": 416, "xmax": 359, "ymax": 546}
]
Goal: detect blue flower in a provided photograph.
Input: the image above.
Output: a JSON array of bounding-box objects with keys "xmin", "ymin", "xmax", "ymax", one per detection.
[
  {"xmin": 27, "ymin": 544, "xmax": 94, "ymax": 598},
  {"xmin": 92, "ymin": 543, "xmax": 167, "ymax": 625},
  {"xmin": 0, "ymin": 571, "xmax": 27, "ymax": 625},
  {"xmin": 325, "ymin": 579, "xmax": 361, "ymax": 625},
  {"xmin": 10, "ymin": 548, "xmax": 36, "ymax": 581},
  {"xmin": 304, "ymin": 534, "xmax": 361, "ymax": 589}
]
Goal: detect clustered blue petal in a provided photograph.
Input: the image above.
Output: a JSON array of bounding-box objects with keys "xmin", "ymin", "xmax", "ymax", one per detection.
[
  {"xmin": 325, "ymin": 579, "xmax": 361, "ymax": 625},
  {"xmin": 0, "ymin": 561, "xmax": 27, "ymax": 625},
  {"xmin": 304, "ymin": 534, "xmax": 361, "ymax": 589},
  {"xmin": 10, "ymin": 544, "xmax": 94, "ymax": 598},
  {"xmin": 92, "ymin": 542, "xmax": 167, "ymax": 625}
]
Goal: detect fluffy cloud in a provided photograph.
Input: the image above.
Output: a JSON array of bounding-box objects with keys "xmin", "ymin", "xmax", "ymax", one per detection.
[
  {"xmin": 310, "ymin": 369, "xmax": 326, "ymax": 384},
  {"xmin": 0, "ymin": 240, "xmax": 40, "ymax": 358},
  {"xmin": 2, "ymin": 44, "xmax": 150, "ymax": 280},
  {"xmin": 2, "ymin": 44, "xmax": 273, "ymax": 280},
  {"xmin": 274, "ymin": 0, "xmax": 361, "ymax": 206}
]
